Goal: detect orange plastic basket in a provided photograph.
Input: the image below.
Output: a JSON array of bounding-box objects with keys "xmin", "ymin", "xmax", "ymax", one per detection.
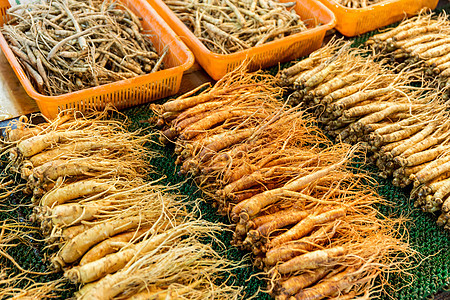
[
  {"xmin": 150, "ymin": 0, "xmax": 336, "ymax": 81},
  {"xmin": 0, "ymin": 0, "xmax": 194, "ymax": 119},
  {"xmin": 318, "ymin": 0, "xmax": 438, "ymax": 37}
]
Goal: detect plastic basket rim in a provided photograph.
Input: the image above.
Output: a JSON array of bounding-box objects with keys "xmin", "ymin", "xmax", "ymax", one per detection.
[
  {"xmin": 153, "ymin": 0, "xmax": 337, "ymax": 62},
  {"xmin": 0, "ymin": 0, "xmax": 195, "ymax": 103},
  {"xmin": 319, "ymin": 0, "xmax": 438, "ymax": 12}
]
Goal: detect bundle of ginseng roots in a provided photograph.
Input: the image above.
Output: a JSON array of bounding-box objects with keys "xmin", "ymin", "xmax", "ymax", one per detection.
[
  {"xmin": 366, "ymin": 12, "xmax": 450, "ymax": 96},
  {"xmin": 1, "ymin": 0, "xmax": 165, "ymax": 96},
  {"xmin": 278, "ymin": 41, "xmax": 450, "ymax": 230},
  {"xmin": 152, "ymin": 67, "xmax": 414, "ymax": 299},
  {"xmin": 0, "ymin": 112, "xmax": 242, "ymax": 300},
  {"xmin": 164, "ymin": 0, "xmax": 307, "ymax": 55}
]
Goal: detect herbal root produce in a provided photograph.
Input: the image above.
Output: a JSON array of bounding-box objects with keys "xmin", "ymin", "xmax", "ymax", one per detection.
[
  {"xmin": 1, "ymin": 0, "xmax": 165, "ymax": 96},
  {"xmin": 0, "ymin": 111, "xmax": 242, "ymax": 299},
  {"xmin": 153, "ymin": 66, "xmax": 414, "ymax": 299},
  {"xmin": 75, "ymin": 240, "xmax": 241, "ymax": 300},
  {"xmin": 366, "ymin": 12, "xmax": 450, "ymax": 92},
  {"xmin": 164, "ymin": 0, "xmax": 307, "ymax": 54},
  {"xmin": 0, "ymin": 222, "xmax": 63, "ymax": 299},
  {"xmin": 279, "ymin": 40, "xmax": 450, "ymax": 229},
  {"xmin": 334, "ymin": 0, "xmax": 385, "ymax": 8}
]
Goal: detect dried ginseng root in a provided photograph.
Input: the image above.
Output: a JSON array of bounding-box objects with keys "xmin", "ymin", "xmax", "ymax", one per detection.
[
  {"xmin": 153, "ymin": 64, "xmax": 415, "ymax": 299},
  {"xmin": 279, "ymin": 39, "xmax": 450, "ymax": 229},
  {"xmin": 334, "ymin": 0, "xmax": 385, "ymax": 8},
  {"xmin": 164, "ymin": 0, "xmax": 308, "ymax": 54},
  {"xmin": 2, "ymin": 0, "xmax": 166, "ymax": 95}
]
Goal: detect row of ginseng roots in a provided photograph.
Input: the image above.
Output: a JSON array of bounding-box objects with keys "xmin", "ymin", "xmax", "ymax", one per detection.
[
  {"xmin": 278, "ymin": 36, "xmax": 450, "ymax": 230},
  {"xmin": 152, "ymin": 66, "xmax": 414, "ymax": 300},
  {"xmin": 0, "ymin": 111, "xmax": 242, "ymax": 299},
  {"xmin": 366, "ymin": 10, "xmax": 450, "ymax": 98}
]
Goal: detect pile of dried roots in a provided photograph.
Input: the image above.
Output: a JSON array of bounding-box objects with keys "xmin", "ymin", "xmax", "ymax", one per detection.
[
  {"xmin": 164, "ymin": 0, "xmax": 308, "ymax": 54},
  {"xmin": 333, "ymin": 0, "xmax": 385, "ymax": 8},
  {"xmin": 279, "ymin": 40, "xmax": 450, "ymax": 229},
  {"xmin": 152, "ymin": 67, "xmax": 414, "ymax": 299},
  {"xmin": 2, "ymin": 0, "xmax": 165, "ymax": 96},
  {"xmin": 0, "ymin": 111, "xmax": 242, "ymax": 299}
]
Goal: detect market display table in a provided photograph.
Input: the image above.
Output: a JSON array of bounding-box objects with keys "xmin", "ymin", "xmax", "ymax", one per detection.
[{"xmin": 0, "ymin": 51, "xmax": 38, "ymax": 121}]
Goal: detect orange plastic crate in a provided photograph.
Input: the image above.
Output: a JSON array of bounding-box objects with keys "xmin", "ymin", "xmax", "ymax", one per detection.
[
  {"xmin": 150, "ymin": 0, "xmax": 336, "ymax": 81},
  {"xmin": 318, "ymin": 0, "xmax": 438, "ymax": 37},
  {"xmin": 0, "ymin": 0, "xmax": 194, "ymax": 119}
]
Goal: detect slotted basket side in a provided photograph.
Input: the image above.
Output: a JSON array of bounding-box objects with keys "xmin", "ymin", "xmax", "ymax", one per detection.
[
  {"xmin": 150, "ymin": 0, "xmax": 336, "ymax": 80},
  {"xmin": 318, "ymin": 0, "xmax": 439, "ymax": 37}
]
